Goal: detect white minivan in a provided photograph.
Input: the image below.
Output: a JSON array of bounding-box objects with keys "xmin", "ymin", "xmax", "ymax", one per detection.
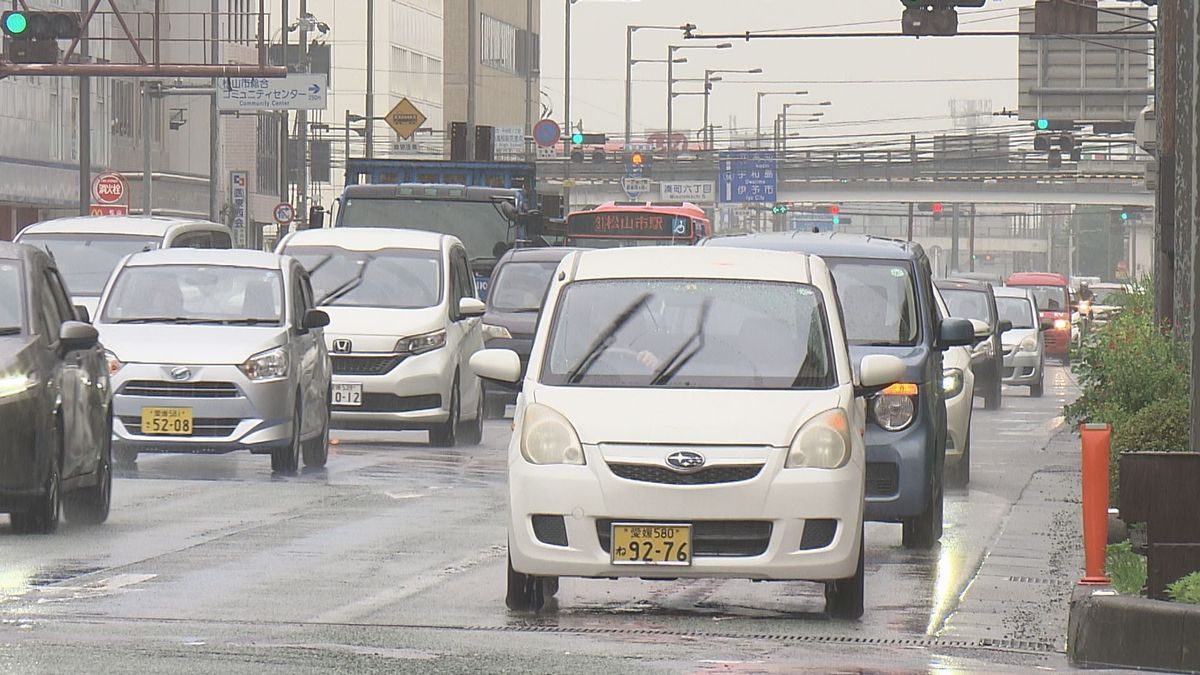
[
  {"xmin": 16, "ymin": 215, "xmax": 234, "ymax": 319},
  {"xmin": 277, "ymin": 228, "xmax": 487, "ymax": 446},
  {"xmin": 470, "ymin": 246, "xmax": 905, "ymax": 619}
]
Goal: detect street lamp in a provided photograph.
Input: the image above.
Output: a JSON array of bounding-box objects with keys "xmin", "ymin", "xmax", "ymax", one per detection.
[
  {"xmin": 778, "ymin": 107, "xmax": 826, "ymax": 157},
  {"xmin": 625, "ymin": 24, "xmax": 684, "ymax": 146},
  {"xmin": 666, "ymin": 42, "xmax": 731, "ymax": 161},
  {"xmin": 755, "ymin": 91, "xmax": 808, "ymax": 149},
  {"xmin": 703, "ymin": 67, "xmax": 762, "ymax": 150}
]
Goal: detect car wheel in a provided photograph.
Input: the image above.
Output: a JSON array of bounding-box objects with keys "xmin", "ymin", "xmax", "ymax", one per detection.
[
  {"xmin": 902, "ymin": 469, "xmax": 944, "ymax": 550},
  {"xmin": 505, "ymin": 550, "xmax": 548, "ymax": 612},
  {"xmin": 272, "ymin": 397, "xmax": 302, "ymax": 474},
  {"xmin": 429, "ymin": 380, "xmax": 459, "ymax": 448},
  {"xmin": 825, "ymin": 530, "xmax": 865, "ymax": 620},
  {"xmin": 1030, "ymin": 375, "xmax": 1044, "ymax": 398},
  {"xmin": 114, "ymin": 447, "xmax": 139, "ymax": 466},
  {"xmin": 12, "ymin": 445, "xmax": 61, "ymax": 535},
  {"xmin": 302, "ymin": 389, "xmax": 331, "ymax": 469},
  {"xmin": 946, "ymin": 436, "xmax": 970, "ymax": 489},
  {"xmin": 458, "ymin": 382, "xmax": 484, "ymax": 446},
  {"xmin": 64, "ymin": 416, "xmax": 113, "ymax": 526}
]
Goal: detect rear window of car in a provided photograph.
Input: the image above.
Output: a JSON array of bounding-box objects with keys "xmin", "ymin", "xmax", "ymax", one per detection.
[{"xmin": 825, "ymin": 259, "xmax": 920, "ymax": 346}]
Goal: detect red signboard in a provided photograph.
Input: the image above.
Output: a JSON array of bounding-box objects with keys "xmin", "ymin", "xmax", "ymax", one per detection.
[
  {"xmin": 90, "ymin": 204, "xmax": 129, "ymax": 216},
  {"xmin": 92, "ymin": 173, "xmax": 127, "ymax": 205}
]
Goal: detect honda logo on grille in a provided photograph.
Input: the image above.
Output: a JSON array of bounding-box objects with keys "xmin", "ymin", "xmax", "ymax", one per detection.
[
  {"xmin": 169, "ymin": 366, "xmax": 191, "ymax": 381},
  {"xmin": 332, "ymin": 339, "xmax": 352, "ymax": 354},
  {"xmin": 666, "ymin": 451, "xmax": 706, "ymax": 472}
]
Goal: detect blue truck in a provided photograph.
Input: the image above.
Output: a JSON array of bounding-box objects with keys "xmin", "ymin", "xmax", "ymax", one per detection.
[{"xmin": 335, "ymin": 159, "xmax": 544, "ymax": 298}]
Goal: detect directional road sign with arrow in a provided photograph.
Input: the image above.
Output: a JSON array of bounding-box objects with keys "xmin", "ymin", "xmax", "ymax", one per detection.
[{"xmin": 216, "ymin": 74, "xmax": 328, "ymax": 111}]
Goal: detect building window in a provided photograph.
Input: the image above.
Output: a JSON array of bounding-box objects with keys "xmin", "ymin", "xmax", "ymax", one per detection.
[
  {"xmin": 480, "ymin": 14, "xmax": 517, "ymax": 75},
  {"xmin": 257, "ymin": 112, "xmax": 280, "ymax": 193}
]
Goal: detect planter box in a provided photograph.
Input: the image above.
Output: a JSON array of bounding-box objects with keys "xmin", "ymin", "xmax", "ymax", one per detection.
[
  {"xmin": 1069, "ymin": 588, "xmax": 1200, "ymax": 672},
  {"xmin": 1119, "ymin": 451, "xmax": 1200, "ymax": 598}
]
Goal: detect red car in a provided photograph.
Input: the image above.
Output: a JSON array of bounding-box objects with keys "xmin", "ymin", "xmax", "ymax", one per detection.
[{"xmin": 1007, "ymin": 272, "xmax": 1071, "ymax": 365}]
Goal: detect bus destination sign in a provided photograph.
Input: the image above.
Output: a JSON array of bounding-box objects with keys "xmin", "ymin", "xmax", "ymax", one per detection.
[{"xmin": 570, "ymin": 212, "xmax": 692, "ymax": 239}]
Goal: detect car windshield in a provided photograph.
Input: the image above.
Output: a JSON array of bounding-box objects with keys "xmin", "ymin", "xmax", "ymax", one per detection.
[
  {"xmin": 19, "ymin": 233, "xmax": 160, "ymax": 295},
  {"xmin": 338, "ymin": 198, "xmax": 511, "ymax": 270},
  {"xmin": 489, "ymin": 260, "xmax": 560, "ymax": 312},
  {"xmin": 0, "ymin": 261, "xmax": 24, "ymax": 333},
  {"xmin": 1015, "ymin": 284, "xmax": 1068, "ymax": 312},
  {"xmin": 286, "ymin": 246, "xmax": 442, "ymax": 310},
  {"xmin": 541, "ymin": 278, "xmax": 835, "ymax": 389},
  {"xmin": 101, "ymin": 265, "xmax": 284, "ymax": 325},
  {"xmin": 1091, "ymin": 287, "xmax": 1127, "ymax": 305},
  {"xmin": 940, "ymin": 288, "xmax": 991, "ymax": 323},
  {"xmin": 826, "ymin": 260, "xmax": 920, "ymax": 346},
  {"xmin": 996, "ymin": 297, "xmax": 1036, "ymax": 329}
]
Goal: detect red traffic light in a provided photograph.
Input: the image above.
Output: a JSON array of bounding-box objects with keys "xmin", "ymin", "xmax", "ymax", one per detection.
[
  {"xmin": 931, "ymin": 202, "xmax": 944, "ymax": 214},
  {"xmin": 828, "ymin": 205, "xmax": 840, "ymax": 215}
]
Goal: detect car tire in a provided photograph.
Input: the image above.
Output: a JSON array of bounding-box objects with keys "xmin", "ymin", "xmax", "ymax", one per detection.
[
  {"xmin": 272, "ymin": 397, "xmax": 302, "ymax": 474},
  {"xmin": 64, "ymin": 416, "xmax": 113, "ymax": 526},
  {"xmin": 1030, "ymin": 374, "xmax": 1044, "ymax": 398},
  {"xmin": 459, "ymin": 382, "xmax": 484, "ymax": 446},
  {"xmin": 506, "ymin": 550, "xmax": 548, "ymax": 612},
  {"xmin": 429, "ymin": 380, "xmax": 459, "ymax": 448},
  {"xmin": 114, "ymin": 447, "xmax": 138, "ymax": 466},
  {"xmin": 302, "ymin": 395, "xmax": 330, "ymax": 469},
  {"xmin": 825, "ymin": 530, "xmax": 865, "ymax": 620},
  {"xmin": 902, "ymin": 466, "xmax": 944, "ymax": 550},
  {"xmin": 12, "ymin": 445, "xmax": 61, "ymax": 535},
  {"xmin": 946, "ymin": 436, "xmax": 970, "ymax": 489}
]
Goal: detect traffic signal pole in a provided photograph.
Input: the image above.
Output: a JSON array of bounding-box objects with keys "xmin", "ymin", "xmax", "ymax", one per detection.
[
  {"xmin": 209, "ymin": 0, "xmax": 219, "ymax": 223},
  {"xmin": 77, "ymin": 0, "xmax": 89, "ymax": 216}
]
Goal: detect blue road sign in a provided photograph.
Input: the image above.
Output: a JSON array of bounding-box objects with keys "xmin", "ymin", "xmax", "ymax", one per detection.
[
  {"xmin": 719, "ymin": 150, "xmax": 777, "ymax": 203},
  {"xmin": 533, "ymin": 119, "xmax": 561, "ymax": 148}
]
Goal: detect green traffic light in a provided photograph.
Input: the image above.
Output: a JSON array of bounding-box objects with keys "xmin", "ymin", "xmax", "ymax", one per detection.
[
  {"xmin": 1036, "ymin": 119, "xmax": 1050, "ymax": 131},
  {"xmin": 1120, "ymin": 211, "xmax": 1130, "ymax": 221},
  {"xmin": 4, "ymin": 12, "xmax": 28, "ymax": 35},
  {"xmin": 571, "ymin": 132, "xmax": 584, "ymax": 145}
]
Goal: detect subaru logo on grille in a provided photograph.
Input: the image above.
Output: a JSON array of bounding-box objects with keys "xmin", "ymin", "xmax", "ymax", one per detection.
[
  {"xmin": 666, "ymin": 451, "xmax": 706, "ymax": 472},
  {"xmin": 169, "ymin": 366, "xmax": 191, "ymax": 381},
  {"xmin": 332, "ymin": 339, "xmax": 352, "ymax": 354}
]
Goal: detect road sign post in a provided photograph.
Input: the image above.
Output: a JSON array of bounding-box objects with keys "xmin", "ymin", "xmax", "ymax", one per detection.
[
  {"xmin": 386, "ymin": 98, "xmax": 427, "ymax": 140},
  {"xmin": 620, "ymin": 176, "xmax": 652, "ymax": 200},
  {"xmin": 273, "ymin": 202, "xmax": 296, "ymax": 226},
  {"xmin": 719, "ymin": 151, "xmax": 777, "ymax": 204},
  {"xmin": 216, "ymin": 74, "xmax": 328, "ymax": 111},
  {"xmin": 533, "ymin": 119, "xmax": 561, "ymax": 148}
]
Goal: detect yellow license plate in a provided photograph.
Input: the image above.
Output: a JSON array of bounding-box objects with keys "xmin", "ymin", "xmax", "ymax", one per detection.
[
  {"xmin": 610, "ymin": 523, "xmax": 692, "ymax": 566},
  {"xmin": 141, "ymin": 407, "xmax": 193, "ymax": 435}
]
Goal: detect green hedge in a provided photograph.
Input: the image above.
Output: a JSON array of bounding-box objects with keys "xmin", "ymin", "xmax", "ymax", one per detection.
[{"xmin": 1167, "ymin": 572, "xmax": 1200, "ymax": 604}]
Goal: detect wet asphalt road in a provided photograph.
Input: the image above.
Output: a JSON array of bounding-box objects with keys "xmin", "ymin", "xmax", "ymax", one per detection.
[{"xmin": 0, "ymin": 366, "xmax": 1110, "ymax": 673}]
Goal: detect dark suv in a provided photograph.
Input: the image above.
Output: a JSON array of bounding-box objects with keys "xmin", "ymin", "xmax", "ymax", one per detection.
[
  {"xmin": 937, "ymin": 279, "xmax": 1009, "ymax": 410},
  {"xmin": 702, "ymin": 233, "xmax": 974, "ymax": 550},
  {"xmin": 479, "ymin": 247, "xmax": 579, "ymax": 418}
]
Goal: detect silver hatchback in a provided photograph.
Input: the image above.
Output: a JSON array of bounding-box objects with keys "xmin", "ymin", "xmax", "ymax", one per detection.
[{"xmin": 94, "ymin": 249, "xmax": 332, "ymax": 473}]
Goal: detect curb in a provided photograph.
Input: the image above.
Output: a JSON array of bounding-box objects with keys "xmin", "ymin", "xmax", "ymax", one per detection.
[{"xmin": 1068, "ymin": 585, "xmax": 1200, "ymax": 672}]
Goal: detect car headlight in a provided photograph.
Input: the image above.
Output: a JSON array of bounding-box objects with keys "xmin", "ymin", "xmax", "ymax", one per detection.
[
  {"xmin": 396, "ymin": 330, "xmax": 447, "ymax": 355},
  {"xmin": 1054, "ymin": 318, "xmax": 1069, "ymax": 330},
  {"xmin": 786, "ymin": 408, "xmax": 852, "ymax": 469},
  {"xmin": 239, "ymin": 346, "xmax": 289, "ymax": 381},
  {"xmin": 104, "ymin": 350, "xmax": 124, "ymax": 376},
  {"xmin": 0, "ymin": 373, "xmax": 36, "ymax": 399},
  {"xmin": 520, "ymin": 403, "xmax": 585, "ymax": 465},
  {"xmin": 1019, "ymin": 334, "xmax": 1039, "ymax": 353},
  {"xmin": 481, "ymin": 323, "xmax": 512, "ymax": 341},
  {"xmin": 942, "ymin": 368, "xmax": 964, "ymax": 398},
  {"xmin": 873, "ymin": 383, "xmax": 918, "ymax": 432},
  {"xmin": 971, "ymin": 340, "xmax": 994, "ymax": 358}
]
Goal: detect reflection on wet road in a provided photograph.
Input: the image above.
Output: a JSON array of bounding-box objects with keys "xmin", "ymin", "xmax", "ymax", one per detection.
[{"xmin": 0, "ymin": 367, "xmax": 1083, "ymax": 673}]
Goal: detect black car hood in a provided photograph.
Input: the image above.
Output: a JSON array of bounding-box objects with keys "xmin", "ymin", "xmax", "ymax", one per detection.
[{"xmin": 481, "ymin": 310, "xmax": 540, "ymax": 339}]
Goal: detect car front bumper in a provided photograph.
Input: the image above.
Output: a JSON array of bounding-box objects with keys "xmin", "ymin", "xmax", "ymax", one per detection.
[
  {"xmin": 1002, "ymin": 348, "xmax": 1043, "ymax": 385},
  {"xmin": 329, "ymin": 348, "xmax": 454, "ymax": 430},
  {"xmin": 110, "ymin": 363, "xmax": 295, "ymax": 454},
  {"xmin": 864, "ymin": 419, "xmax": 935, "ymax": 522},
  {"xmin": 509, "ymin": 448, "xmax": 864, "ymax": 581}
]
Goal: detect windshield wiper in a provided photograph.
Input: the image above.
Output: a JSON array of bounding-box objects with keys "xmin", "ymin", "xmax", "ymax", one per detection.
[
  {"xmin": 0, "ymin": 326, "xmax": 21, "ymax": 336},
  {"xmin": 566, "ymin": 293, "xmax": 651, "ymax": 384},
  {"xmin": 649, "ymin": 299, "xmax": 712, "ymax": 386},
  {"xmin": 113, "ymin": 317, "xmax": 221, "ymax": 325},
  {"xmin": 317, "ymin": 257, "xmax": 371, "ymax": 305},
  {"xmin": 219, "ymin": 318, "xmax": 280, "ymax": 325}
]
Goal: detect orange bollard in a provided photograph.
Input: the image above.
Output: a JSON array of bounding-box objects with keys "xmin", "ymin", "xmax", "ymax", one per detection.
[{"xmin": 1080, "ymin": 423, "xmax": 1112, "ymax": 585}]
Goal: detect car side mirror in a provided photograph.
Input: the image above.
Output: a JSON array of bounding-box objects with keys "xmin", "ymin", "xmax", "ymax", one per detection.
[
  {"xmin": 470, "ymin": 349, "xmax": 521, "ymax": 384},
  {"xmin": 459, "ymin": 297, "xmax": 486, "ymax": 319},
  {"xmin": 73, "ymin": 305, "xmax": 91, "ymax": 323},
  {"xmin": 59, "ymin": 321, "xmax": 99, "ymax": 352},
  {"xmin": 302, "ymin": 309, "xmax": 330, "ymax": 330},
  {"xmin": 857, "ymin": 354, "xmax": 907, "ymax": 396},
  {"xmin": 938, "ymin": 317, "xmax": 975, "ymax": 348},
  {"xmin": 998, "ymin": 319, "xmax": 1013, "ymax": 333}
]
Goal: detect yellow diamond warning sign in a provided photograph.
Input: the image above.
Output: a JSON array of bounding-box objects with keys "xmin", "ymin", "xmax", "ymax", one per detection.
[{"xmin": 385, "ymin": 98, "xmax": 427, "ymax": 140}]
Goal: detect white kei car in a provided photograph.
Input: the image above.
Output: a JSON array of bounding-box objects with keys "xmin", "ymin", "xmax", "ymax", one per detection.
[
  {"xmin": 470, "ymin": 246, "xmax": 905, "ymax": 619},
  {"xmin": 933, "ymin": 285, "xmax": 976, "ymax": 488},
  {"xmin": 277, "ymin": 228, "xmax": 487, "ymax": 447}
]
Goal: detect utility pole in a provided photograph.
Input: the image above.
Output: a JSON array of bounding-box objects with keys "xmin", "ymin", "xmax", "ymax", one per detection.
[
  {"xmin": 209, "ymin": 0, "xmax": 220, "ymax": 223},
  {"xmin": 467, "ymin": 0, "xmax": 477, "ymax": 160},
  {"xmin": 665, "ymin": 45, "xmax": 674, "ymax": 163},
  {"xmin": 906, "ymin": 202, "xmax": 914, "ymax": 241},
  {"xmin": 1156, "ymin": 0, "xmax": 1176, "ymax": 329},
  {"xmin": 624, "ymin": 25, "xmax": 634, "ymax": 148},
  {"xmin": 562, "ymin": 0, "xmax": 574, "ymax": 212},
  {"xmin": 279, "ymin": 0, "xmax": 289, "ymax": 201},
  {"xmin": 142, "ymin": 82, "xmax": 154, "ymax": 215},
  {"xmin": 366, "ymin": 0, "xmax": 374, "ymax": 159},
  {"xmin": 78, "ymin": 0, "xmax": 90, "ymax": 216},
  {"xmin": 950, "ymin": 202, "xmax": 960, "ymax": 272},
  {"xmin": 968, "ymin": 203, "xmax": 977, "ymax": 272},
  {"xmin": 526, "ymin": 0, "xmax": 535, "ymax": 147},
  {"xmin": 297, "ymin": 0, "xmax": 309, "ymax": 228}
]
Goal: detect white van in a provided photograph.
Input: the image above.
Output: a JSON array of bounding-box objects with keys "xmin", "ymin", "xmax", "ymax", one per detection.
[
  {"xmin": 470, "ymin": 246, "xmax": 905, "ymax": 619},
  {"xmin": 277, "ymin": 227, "xmax": 487, "ymax": 447},
  {"xmin": 16, "ymin": 215, "xmax": 234, "ymax": 319}
]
